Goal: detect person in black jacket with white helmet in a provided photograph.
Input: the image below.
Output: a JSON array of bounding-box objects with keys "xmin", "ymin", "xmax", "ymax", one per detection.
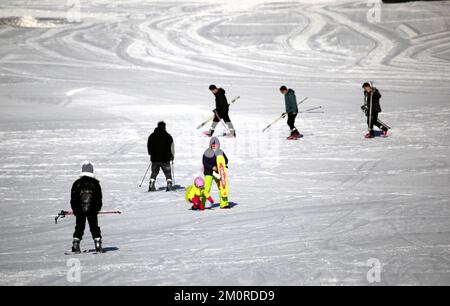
[{"xmin": 70, "ymin": 161, "xmax": 103, "ymax": 253}]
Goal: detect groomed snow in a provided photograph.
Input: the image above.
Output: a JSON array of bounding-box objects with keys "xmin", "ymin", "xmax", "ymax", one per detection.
[{"xmin": 0, "ymin": 0, "xmax": 449, "ymax": 285}]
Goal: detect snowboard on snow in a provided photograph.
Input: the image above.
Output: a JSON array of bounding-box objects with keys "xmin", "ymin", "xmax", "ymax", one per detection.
[
  {"xmin": 65, "ymin": 249, "xmax": 102, "ymax": 255},
  {"xmin": 64, "ymin": 246, "xmax": 118, "ymax": 255}
]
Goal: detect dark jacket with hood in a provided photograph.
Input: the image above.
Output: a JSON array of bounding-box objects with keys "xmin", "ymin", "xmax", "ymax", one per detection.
[
  {"xmin": 71, "ymin": 175, "xmax": 103, "ymax": 216},
  {"xmin": 285, "ymin": 89, "xmax": 298, "ymax": 113},
  {"xmin": 147, "ymin": 126, "xmax": 174, "ymax": 163},
  {"xmin": 214, "ymin": 88, "xmax": 229, "ymax": 115},
  {"xmin": 364, "ymin": 88, "xmax": 382, "ymax": 114},
  {"xmin": 203, "ymin": 137, "xmax": 228, "ymax": 176}
]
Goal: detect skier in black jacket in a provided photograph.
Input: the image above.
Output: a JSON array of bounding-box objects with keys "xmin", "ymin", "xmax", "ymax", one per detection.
[
  {"xmin": 362, "ymin": 82, "xmax": 389, "ymax": 138},
  {"xmin": 205, "ymin": 85, "xmax": 236, "ymax": 137},
  {"xmin": 70, "ymin": 161, "xmax": 103, "ymax": 253},
  {"xmin": 147, "ymin": 121, "xmax": 175, "ymax": 191}
]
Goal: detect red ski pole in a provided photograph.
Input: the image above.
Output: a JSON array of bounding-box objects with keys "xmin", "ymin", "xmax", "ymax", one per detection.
[{"xmin": 55, "ymin": 210, "xmax": 122, "ymax": 224}]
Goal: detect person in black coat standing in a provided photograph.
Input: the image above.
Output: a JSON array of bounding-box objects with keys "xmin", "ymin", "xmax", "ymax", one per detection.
[
  {"xmin": 70, "ymin": 161, "xmax": 103, "ymax": 253},
  {"xmin": 147, "ymin": 121, "xmax": 175, "ymax": 192},
  {"xmin": 362, "ymin": 82, "xmax": 389, "ymax": 138},
  {"xmin": 205, "ymin": 85, "xmax": 236, "ymax": 137}
]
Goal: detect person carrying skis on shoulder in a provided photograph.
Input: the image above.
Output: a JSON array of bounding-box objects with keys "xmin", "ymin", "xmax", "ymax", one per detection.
[
  {"xmin": 185, "ymin": 177, "xmax": 215, "ymax": 211},
  {"xmin": 205, "ymin": 85, "xmax": 236, "ymax": 138},
  {"xmin": 361, "ymin": 82, "xmax": 389, "ymax": 138},
  {"xmin": 280, "ymin": 85, "xmax": 301, "ymax": 139},
  {"xmin": 203, "ymin": 137, "xmax": 230, "ymax": 209},
  {"xmin": 147, "ymin": 121, "xmax": 175, "ymax": 191},
  {"xmin": 70, "ymin": 161, "xmax": 103, "ymax": 253}
]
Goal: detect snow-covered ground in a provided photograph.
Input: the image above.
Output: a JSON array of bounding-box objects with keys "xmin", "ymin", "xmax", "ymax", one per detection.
[{"xmin": 0, "ymin": 0, "xmax": 449, "ymax": 285}]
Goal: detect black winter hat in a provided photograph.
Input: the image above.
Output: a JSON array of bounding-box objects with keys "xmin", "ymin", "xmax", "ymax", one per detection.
[
  {"xmin": 209, "ymin": 84, "xmax": 217, "ymax": 90},
  {"xmin": 362, "ymin": 82, "xmax": 371, "ymax": 88},
  {"xmin": 157, "ymin": 121, "xmax": 166, "ymax": 129}
]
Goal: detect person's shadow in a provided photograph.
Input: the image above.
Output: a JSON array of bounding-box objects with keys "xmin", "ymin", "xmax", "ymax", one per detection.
[
  {"xmin": 207, "ymin": 202, "xmax": 238, "ymax": 210},
  {"xmin": 86, "ymin": 247, "xmax": 119, "ymax": 253},
  {"xmin": 157, "ymin": 185, "xmax": 185, "ymax": 192}
]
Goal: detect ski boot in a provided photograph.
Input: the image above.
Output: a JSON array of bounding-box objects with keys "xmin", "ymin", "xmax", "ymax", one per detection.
[
  {"xmin": 287, "ymin": 131, "xmax": 299, "ymax": 140},
  {"xmin": 149, "ymin": 179, "xmax": 156, "ymax": 192},
  {"xmin": 72, "ymin": 238, "xmax": 81, "ymax": 253},
  {"xmin": 225, "ymin": 130, "xmax": 236, "ymax": 138},
  {"xmin": 293, "ymin": 130, "xmax": 302, "ymax": 138},
  {"xmin": 365, "ymin": 132, "xmax": 374, "ymax": 139},
  {"xmin": 203, "ymin": 129, "xmax": 214, "ymax": 137},
  {"xmin": 94, "ymin": 238, "xmax": 102, "ymax": 253},
  {"xmin": 199, "ymin": 202, "xmax": 205, "ymax": 211},
  {"xmin": 166, "ymin": 179, "xmax": 173, "ymax": 192},
  {"xmin": 287, "ymin": 128, "xmax": 301, "ymax": 140}
]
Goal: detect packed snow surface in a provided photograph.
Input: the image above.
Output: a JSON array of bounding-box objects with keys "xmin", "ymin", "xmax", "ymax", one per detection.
[{"xmin": 0, "ymin": 0, "xmax": 449, "ymax": 285}]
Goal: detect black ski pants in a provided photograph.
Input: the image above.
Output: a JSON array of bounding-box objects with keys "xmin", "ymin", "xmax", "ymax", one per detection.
[
  {"xmin": 213, "ymin": 112, "xmax": 231, "ymax": 123},
  {"xmin": 367, "ymin": 112, "xmax": 387, "ymax": 134},
  {"xmin": 287, "ymin": 112, "xmax": 298, "ymax": 131},
  {"xmin": 73, "ymin": 213, "xmax": 101, "ymax": 240},
  {"xmin": 150, "ymin": 162, "xmax": 172, "ymax": 180}
]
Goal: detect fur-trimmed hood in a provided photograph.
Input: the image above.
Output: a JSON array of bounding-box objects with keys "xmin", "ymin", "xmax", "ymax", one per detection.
[
  {"xmin": 80, "ymin": 172, "xmax": 97, "ymax": 179},
  {"xmin": 204, "ymin": 137, "xmax": 223, "ymax": 158}
]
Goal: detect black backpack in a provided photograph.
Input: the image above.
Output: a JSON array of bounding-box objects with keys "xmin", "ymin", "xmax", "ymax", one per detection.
[{"xmin": 79, "ymin": 181, "xmax": 96, "ymax": 214}]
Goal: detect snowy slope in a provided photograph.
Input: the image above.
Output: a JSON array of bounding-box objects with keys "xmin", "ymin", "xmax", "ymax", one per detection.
[{"xmin": 0, "ymin": 0, "xmax": 449, "ymax": 285}]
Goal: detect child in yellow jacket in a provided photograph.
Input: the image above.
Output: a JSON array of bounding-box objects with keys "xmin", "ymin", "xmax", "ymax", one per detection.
[{"xmin": 185, "ymin": 177, "xmax": 214, "ymax": 211}]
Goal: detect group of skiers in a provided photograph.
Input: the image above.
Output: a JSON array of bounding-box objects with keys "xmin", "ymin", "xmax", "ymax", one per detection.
[{"xmin": 68, "ymin": 82, "xmax": 389, "ymax": 253}]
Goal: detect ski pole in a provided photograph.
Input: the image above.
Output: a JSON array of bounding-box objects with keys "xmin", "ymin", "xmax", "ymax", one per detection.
[
  {"xmin": 197, "ymin": 114, "xmax": 215, "ymax": 130},
  {"xmin": 55, "ymin": 210, "xmax": 122, "ymax": 224},
  {"xmin": 196, "ymin": 96, "xmax": 240, "ymax": 129},
  {"xmin": 171, "ymin": 160, "xmax": 175, "ymax": 186},
  {"xmin": 214, "ymin": 110, "xmax": 232, "ymax": 134},
  {"xmin": 262, "ymin": 113, "xmax": 285, "ymax": 133},
  {"xmin": 368, "ymin": 81, "xmax": 374, "ymax": 132},
  {"xmin": 139, "ymin": 162, "xmax": 152, "ymax": 187},
  {"xmin": 262, "ymin": 97, "xmax": 308, "ymax": 132},
  {"xmin": 377, "ymin": 118, "xmax": 391, "ymax": 130},
  {"xmin": 300, "ymin": 106, "xmax": 322, "ymax": 113},
  {"xmin": 297, "ymin": 97, "xmax": 309, "ymax": 107}
]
